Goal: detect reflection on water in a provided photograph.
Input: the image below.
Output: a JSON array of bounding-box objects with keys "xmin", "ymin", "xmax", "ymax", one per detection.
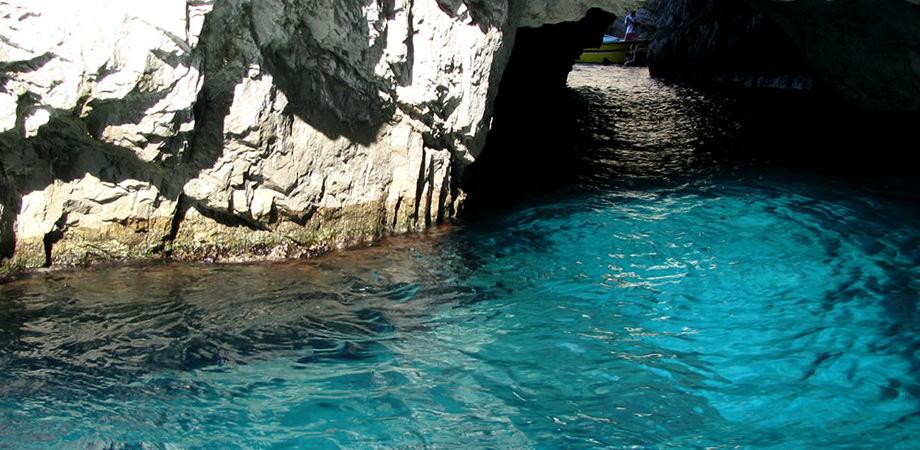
[
  {"xmin": 569, "ymin": 64, "xmax": 745, "ymax": 184},
  {"xmin": 1, "ymin": 66, "xmax": 918, "ymax": 449}
]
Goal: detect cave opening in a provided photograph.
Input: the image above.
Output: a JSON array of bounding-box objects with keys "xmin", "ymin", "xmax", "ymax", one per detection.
[
  {"xmin": 460, "ymin": 8, "xmax": 616, "ymax": 210},
  {"xmin": 460, "ymin": 1, "xmax": 920, "ymax": 215}
]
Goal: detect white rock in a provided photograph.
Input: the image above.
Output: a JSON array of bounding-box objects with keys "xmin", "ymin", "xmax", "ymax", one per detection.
[
  {"xmin": 1, "ymin": 0, "xmax": 629, "ymax": 268},
  {"xmin": 22, "ymin": 109, "xmax": 50, "ymax": 138}
]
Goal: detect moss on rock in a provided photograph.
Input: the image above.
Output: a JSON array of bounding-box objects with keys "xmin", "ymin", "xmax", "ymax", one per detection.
[{"xmin": 169, "ymin": 201, "xmax": 388, "ymax": 262}]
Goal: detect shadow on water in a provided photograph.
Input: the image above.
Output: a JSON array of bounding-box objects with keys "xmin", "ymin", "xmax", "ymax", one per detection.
[
  {"xmin": 0, "ymin": 258, "xmax": 475, "ymax": 403},
  {"xmin": 0, "ymin": 223, "xmax": 504, "ymax": 396},
  {"xmin": 463, "ymin": 64, "xmax": 920, "ymax": 219}
]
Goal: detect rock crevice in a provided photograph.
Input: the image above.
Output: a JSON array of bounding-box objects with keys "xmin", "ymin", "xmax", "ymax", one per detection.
[{"xmin": 0, "ymin": 0, "xmax": 627, "ymax": 277}]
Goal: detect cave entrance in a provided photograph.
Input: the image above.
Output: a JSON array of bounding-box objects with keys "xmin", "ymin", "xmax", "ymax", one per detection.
[
  {"xmin": 459, "ymin": 3, "xmax": 817, "ymax": 212},
  {"xmin": 460, "ymin": 2, "xmax": 919, "ymax": 214},
  {"xmin": 460, "ymin": 8, "xmax": 617, "ymax": 209}
]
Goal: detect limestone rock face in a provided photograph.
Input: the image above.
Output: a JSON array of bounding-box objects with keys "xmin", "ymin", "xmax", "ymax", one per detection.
[
  {"xmin": 0, "ymin": 0, "xmax": 627, "ymax": 275},
  {"xmin": 1, "ymin": 0, "xmax": 199, "ymax": 272}
]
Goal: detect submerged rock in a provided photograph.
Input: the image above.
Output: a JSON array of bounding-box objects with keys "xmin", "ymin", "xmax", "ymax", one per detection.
[{"xmin": 0, "ymin": 0, "xmax": 627, "ymax": 275}]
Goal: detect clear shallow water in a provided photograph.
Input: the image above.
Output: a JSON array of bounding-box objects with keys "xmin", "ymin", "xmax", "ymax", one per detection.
[{"xmin": 1, "ymin": 66, "xmax": 919, "ymax": 449}]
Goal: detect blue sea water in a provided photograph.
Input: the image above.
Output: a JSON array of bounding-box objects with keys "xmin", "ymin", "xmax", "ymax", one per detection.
[{"xmin": 1, "ymin": 66, "xmax": 918, "ymax": 449}]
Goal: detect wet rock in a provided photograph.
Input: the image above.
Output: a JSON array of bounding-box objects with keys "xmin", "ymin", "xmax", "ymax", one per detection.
[
  {"xmin": 646, "ymin": 0, "xmax": 815, "ymax": 90},
  {"xmin": 647, "ymin": 0, "xmax": 920, "ymax": 111},
  {"xmin": 751, "ymin": 0, "xmax": 920, "ymax": 112}
]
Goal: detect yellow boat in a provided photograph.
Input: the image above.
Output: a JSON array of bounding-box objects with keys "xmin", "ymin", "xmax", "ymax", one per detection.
[{"xmin": 577, "ymin": 36, "xmax": 651, "ymax": 65}]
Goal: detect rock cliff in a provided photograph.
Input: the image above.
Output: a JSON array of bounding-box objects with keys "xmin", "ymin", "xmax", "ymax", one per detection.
[{"xmin": 0, "ymin": 0, "xmax": 625, "ymax": 277}]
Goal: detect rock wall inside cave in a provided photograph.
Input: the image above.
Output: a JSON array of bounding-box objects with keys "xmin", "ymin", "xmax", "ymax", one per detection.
[
  {"xmin": 646, "ymin": 0, "xmax": 814, "ymax": 90},
  {"xmin": 647, "ymin": 0, "xmax": 920, "ymax": 111},
  {"xmin": 642, "ymin": 0, "xmax": 920, "ymax": 174}
]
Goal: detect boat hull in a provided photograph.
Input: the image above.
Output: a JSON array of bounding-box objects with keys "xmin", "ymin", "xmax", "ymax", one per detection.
[{"xmin": 577, "ymin": 40, "xmax": 651, "ymax": 64}]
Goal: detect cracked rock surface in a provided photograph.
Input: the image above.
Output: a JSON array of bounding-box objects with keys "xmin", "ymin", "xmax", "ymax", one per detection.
[{"xmin": 0, "ymin": 0, "xmax": 625, "ymax": 276}]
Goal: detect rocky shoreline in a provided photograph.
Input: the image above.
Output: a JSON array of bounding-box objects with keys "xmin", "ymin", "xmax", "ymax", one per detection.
[
  {"xmin": 3, "ymin": 0, "xmax": 919, "ymax": 282},
  {"xmin": 0, "ymin": 0, "xmax": 628, "ymax": 280}
]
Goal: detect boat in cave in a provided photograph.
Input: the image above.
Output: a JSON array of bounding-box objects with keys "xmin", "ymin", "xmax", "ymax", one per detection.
[{"xmin": 577, "ymin": 35, "xmax": 651, "ymax": 65}]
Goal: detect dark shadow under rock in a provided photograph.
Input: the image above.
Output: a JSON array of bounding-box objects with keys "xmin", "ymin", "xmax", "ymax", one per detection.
[{"xmin": 461, "ymin": 8, "xmax": 616, "ymax": 211}]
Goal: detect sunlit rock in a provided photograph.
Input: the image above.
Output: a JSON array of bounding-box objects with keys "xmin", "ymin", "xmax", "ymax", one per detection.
[{"xmin": 0, "ymin": 0, "xmax": 629, "ymax": 273}]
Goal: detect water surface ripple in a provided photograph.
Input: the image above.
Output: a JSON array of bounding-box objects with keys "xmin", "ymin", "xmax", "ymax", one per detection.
[{"xmin": 1, "ymin": 66, "xmax": 918, "ymax": 449}]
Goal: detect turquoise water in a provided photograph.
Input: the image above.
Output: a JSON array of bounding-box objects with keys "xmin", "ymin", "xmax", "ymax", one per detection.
[{"xmin": 1, "ymin": 66, "xmax": 918, "ymax": 448}]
